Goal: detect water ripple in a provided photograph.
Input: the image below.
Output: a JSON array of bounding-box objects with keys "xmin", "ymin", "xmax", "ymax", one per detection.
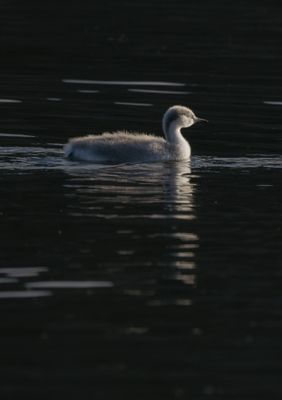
[
  {"xmin": 25, "ymin": 281, "xmax": 114, "ymax": 289},
  {"xmin": 0, "ymin": 145, "xmax": 281, "ymax": 172},
  {"xmin": 0, "ymin": 291, "xmax": 52, "ymax": 299},
  {"xmin": 62, "ymin": 79, "xmax": 186, "ymax": 87},
  {"xmin": 0, "ymin": 99, "xmax": 22, "ymax": 103}
]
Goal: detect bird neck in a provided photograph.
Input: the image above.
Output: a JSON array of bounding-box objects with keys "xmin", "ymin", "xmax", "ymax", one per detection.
[{"xmin": 164, "ymin": 121, "xmax": 187, "ymax": 144}]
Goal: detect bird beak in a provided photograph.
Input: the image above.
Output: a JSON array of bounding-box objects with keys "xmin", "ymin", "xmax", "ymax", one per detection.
[{"xmin": 195, "ymin": 117, "xmax": 208, "ymax": 123}]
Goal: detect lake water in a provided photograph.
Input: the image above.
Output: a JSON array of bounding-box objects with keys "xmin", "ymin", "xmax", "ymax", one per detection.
[{"xmin": 1, "ymin": 0, "xmax": 282, "ymax": 399}]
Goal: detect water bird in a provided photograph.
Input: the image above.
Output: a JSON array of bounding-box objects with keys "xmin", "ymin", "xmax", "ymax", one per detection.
[{"xmin": 64, "ymin": 105, "xmax": 207, "ymax": 163}]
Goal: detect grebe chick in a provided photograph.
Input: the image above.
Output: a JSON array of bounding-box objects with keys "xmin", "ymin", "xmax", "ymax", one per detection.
[{"xmin": 64, "ymin": 105, "xmax": 207, "ymax": 163}]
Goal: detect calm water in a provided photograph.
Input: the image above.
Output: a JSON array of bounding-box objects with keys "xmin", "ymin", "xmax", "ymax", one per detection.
[{"xmin": 1, "ymin": 0, "xmax": 282, "ymax": 399}]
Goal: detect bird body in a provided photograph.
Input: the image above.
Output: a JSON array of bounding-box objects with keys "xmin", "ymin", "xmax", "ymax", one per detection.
[
  {"xmin": 64, "ymin": 105, "xmax": 206, "ymax": 163},
  {"xmin": 65, "ymin": 132, "xmax": 169, "ymax": 163}
]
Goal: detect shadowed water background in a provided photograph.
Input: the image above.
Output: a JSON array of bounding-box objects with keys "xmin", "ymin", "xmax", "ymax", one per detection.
[{"xmin": 1, "ymin": 0, "xmax": 282, "ymax": 399}]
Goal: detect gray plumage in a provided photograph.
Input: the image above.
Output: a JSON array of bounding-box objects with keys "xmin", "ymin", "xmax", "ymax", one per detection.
[{"xmin": 64, "ymin": 105, "xmax": 206, "ymax": 163}]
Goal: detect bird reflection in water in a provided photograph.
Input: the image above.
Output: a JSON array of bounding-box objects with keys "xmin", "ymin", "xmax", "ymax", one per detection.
[{"xmin": 63, "ymin": 160, "xmax": 199, "ymax": 307}]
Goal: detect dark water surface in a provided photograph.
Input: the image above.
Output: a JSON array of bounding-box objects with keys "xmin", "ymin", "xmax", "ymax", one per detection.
[{"xmin": 1, "ymin": 0, "xmax": 282, "ymax": 399}]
